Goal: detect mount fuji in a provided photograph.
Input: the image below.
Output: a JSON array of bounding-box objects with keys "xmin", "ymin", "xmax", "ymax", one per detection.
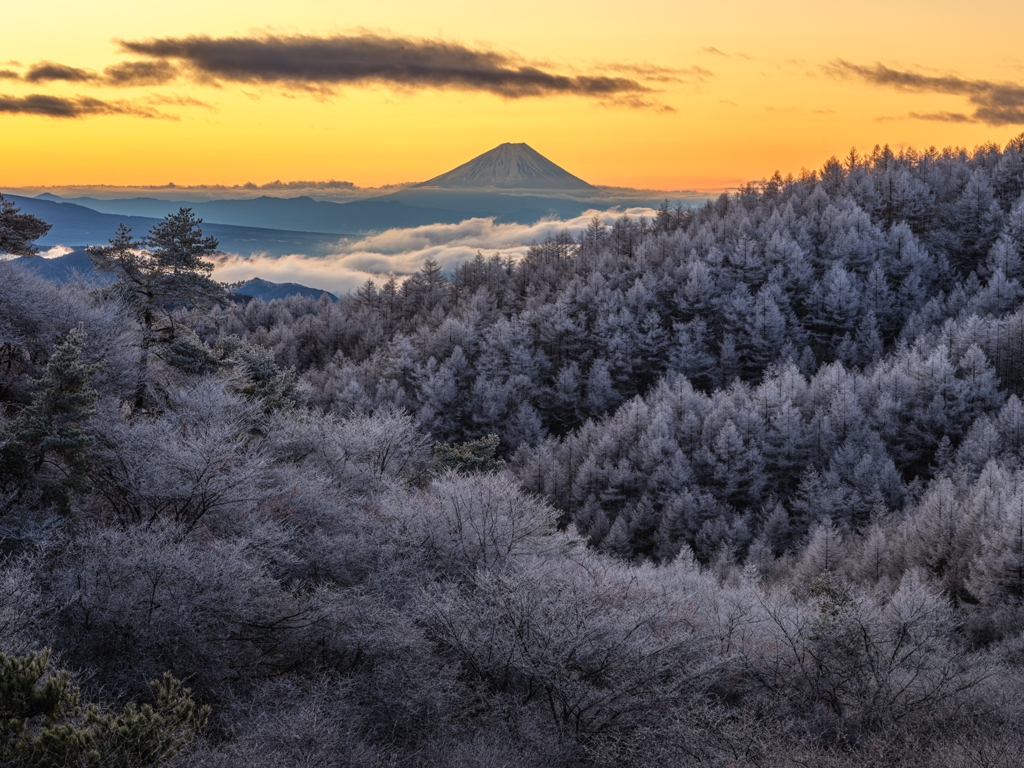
[{"xmin": 414, "ymin": 143, "xmax": 598, "ymax": 192}]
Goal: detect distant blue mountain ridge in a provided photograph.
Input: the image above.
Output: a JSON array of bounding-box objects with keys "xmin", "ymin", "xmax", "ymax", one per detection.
[
  {"xmin": 15, "ymin": 144, "xmax": 682, "ymax": 242},
  {"xmin": 3, "ymin": 194, "xmax": 350, "ymax": 258},
  {"xmin": 30, "ymin": 193, "xmax": 471, "ymax": 236},
  {"xmin": 8, "ymin": 250, "xmax": 335, "ymax": 302}
]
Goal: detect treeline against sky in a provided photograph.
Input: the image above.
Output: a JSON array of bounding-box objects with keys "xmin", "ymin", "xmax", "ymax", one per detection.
[{"xmin": 3, "ymin": 136, "xmax": 1024, "ymax": 766}]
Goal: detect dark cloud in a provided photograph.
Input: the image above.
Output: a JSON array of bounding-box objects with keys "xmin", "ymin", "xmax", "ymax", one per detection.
[
  {"xmin": 827, "ymin": 60, "xmax": 1024, "ymax": 126},
  {"xmin": 0, "ymin": 70, "xmax": 19, "ymax": 80},
  {"xmin": 0, "ymin": 93, "xmax": 164, "ymax": 118},
  {"xmin": 20, "ymin": 59, "xmax": 179, "ymax": 87},
  {"xmin": 25, "ymin": 61, "xmax": 93, "ymax": 83},
  {"xmin": 102, "ymin": 60, "xmax": 179, "ymax": 86},
  {"xmin": 908, "ymin": 111, "xmax": 973, "ymax": 123},
  {"xmin": 700, "ymin": 47, "xmax": 729, "ymax": 57},
  {"xmin": 117, "ymin": 33, "xmax": 667, "ymax": 107}
]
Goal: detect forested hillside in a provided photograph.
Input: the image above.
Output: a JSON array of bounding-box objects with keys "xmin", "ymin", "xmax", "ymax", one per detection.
[
  {"xmin": 3, "ymin": 136, "xmax": 1024, "ymax": 766},
  {"xmin": 182, "ymin": 137, "xmax": 1024, "ymax": 563}
]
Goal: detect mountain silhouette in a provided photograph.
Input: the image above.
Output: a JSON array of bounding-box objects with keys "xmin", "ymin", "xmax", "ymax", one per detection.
[{"xmin": 414, "ymin": 143, "xmax": 597, "ymax": 191}]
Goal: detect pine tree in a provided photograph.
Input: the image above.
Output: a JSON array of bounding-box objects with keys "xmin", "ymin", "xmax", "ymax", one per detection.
[
  {"xmin": 229, "ymin": 345, "xmax": 305, "ymax": 412},
  {"xmin": 0, "ymin": 327, "xmax": 100, "ymax": 512},
  {"xmin": 0, "ymin": 194, "xmax": 51, "ymax": 256},
  {"xmin": 0, "ymin": 649, "xmax": 208, "ymax": 767},
  {"xmin": 434, "ymin": 434, "xmax": 505, "ymax": 474},
  {"xmin": 87, "ymin": 209, "xmax": 229, "ymax": 407}
]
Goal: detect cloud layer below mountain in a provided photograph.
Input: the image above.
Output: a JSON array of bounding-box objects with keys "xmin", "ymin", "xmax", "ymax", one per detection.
[{"xmin": 212, "ymin": 207, "xmax": 659, "ymax": 296}]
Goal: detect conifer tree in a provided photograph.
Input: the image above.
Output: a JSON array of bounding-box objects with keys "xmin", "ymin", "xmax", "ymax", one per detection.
[
  {"xmin": 967, "ymin": 494, "xmax": 1024, "ymax": 604},
  {"xmin": 87, "ymin": 209, "xmax": 229, "ymax": 407},
  {"xmin": 434, "ymin": 434, "xmax": 505, "ymax": 474},
  {"xmin": 0, "ymin": 649, "xmax": 208, "ymax": 767},
  {"xmin": 229, "ymin": 345, "xmax": 305, "ymax": 412},
  {"xmin": 0, "ymin": 327, "xmax": 100, "ymax": 512},
  {"xmin": 0, "ymin": 194, "xmax": 51, "ymax": 256}
]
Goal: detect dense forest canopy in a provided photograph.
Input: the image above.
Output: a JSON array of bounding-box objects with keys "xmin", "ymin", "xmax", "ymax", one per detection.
[
  {"xmin": 177, "ymin": 137, "xmax": 1024, "ymax": 562},
  {"xmin": 2, "ymin": 136, "xmax": 1024, "ymax": 766}
]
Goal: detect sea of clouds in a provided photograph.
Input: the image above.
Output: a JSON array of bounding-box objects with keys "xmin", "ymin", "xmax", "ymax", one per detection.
[{"xmin": 211, "ymin": 207, "xmax": 660, "ymax": 296}]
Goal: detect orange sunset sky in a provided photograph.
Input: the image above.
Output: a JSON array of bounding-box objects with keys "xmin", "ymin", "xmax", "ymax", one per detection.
[{"xmin": 2, "ymin": 0, "xmax": 1024, "ymax": 193}]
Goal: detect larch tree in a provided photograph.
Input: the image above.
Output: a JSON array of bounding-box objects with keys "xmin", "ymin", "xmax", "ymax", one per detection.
[{"xmin": 967, "ymin": 490, "xmax": 1024, "ymax": 604}]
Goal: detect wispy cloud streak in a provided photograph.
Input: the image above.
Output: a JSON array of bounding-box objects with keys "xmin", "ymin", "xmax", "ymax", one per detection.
[
  {"xmin": 907, "ymin": 111, "xmax": 973, "ymax": 123},
  {"xmin": 21, "ymin": 59, "xmax": 179, "ymax": 86},
  {"xmin": 0, "ymin": 93, "xmax": 164, "ymax": 118},
  {"xmin": 827, "ymin": 60, "xmax": 1024, "ymax": 126},
  {"xmin": 597, "ymin": 62, "xmax": 711, "ymax": 84}
]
